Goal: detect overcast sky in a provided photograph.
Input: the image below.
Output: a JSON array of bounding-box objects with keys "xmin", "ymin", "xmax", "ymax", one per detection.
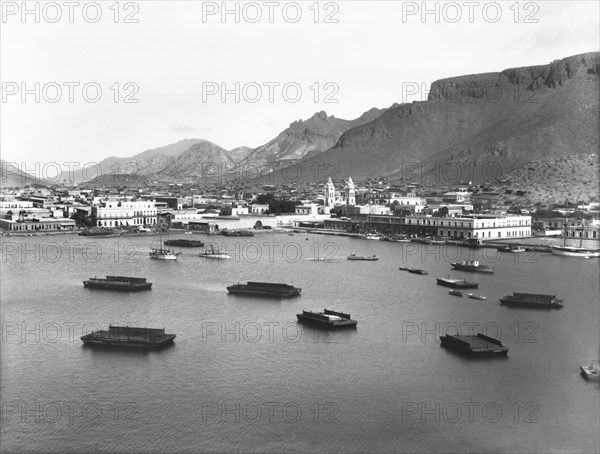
[{"xmin": 1, "ymin": 0, "xmax": 599, "ymax": 172}]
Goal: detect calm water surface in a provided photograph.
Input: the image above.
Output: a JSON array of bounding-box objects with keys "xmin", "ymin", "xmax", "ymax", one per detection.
[{"xmin": 1, "ymin": 233, "xmax": 599, "ymax": 453}]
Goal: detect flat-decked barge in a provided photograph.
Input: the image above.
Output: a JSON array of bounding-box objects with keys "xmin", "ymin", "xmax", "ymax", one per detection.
[
  {"xmin": 80, "ymin": 325, "xmax": 175, "ymax": 349},
  {"xmin": 499, "ymin": 292, "xmax": 563, "ymax": 309},
  {"xmin": 296, "ymin": 309, "xmax": 357, "ymax": 328},
  {"xmin": 440, "ymin": 333, "xmax": 509, "ymax": 356},
  {"xmin": 83, "ymin": 276, "xmax": 152, "ymax": 291},
  {"xmin": 227, "ymin": 282, "xmax": 301, "ymax": 298},
  {"xmin": 436, "ymin": 277, "xmax": 479, "ymax": 289},
  {"xmin": 164, "ymin": 239, "xmax": 205, "ymax": 247}
]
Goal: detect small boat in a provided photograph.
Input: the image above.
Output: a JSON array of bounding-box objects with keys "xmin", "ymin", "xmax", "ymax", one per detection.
[
  {"xmin": 436, "ymin": 277, "xmax": 479, "ymax": 289},
  {"xmin": 467, "ymin": 293, "xmax": 486, "ymax": 300},
  {"xmin": 362, "ymin": 234, "xmax": 382, "ymax": 240},
  {"xmin": 296, "ymin": 308, "xmax": 357, "ymax": 328},
  {"xmin": 407, "ymin": 268, "xmax": 428, "ymax": 275},
  {"xmin": 500, "ymin": 245, "xmax": 526, "ymax": 253},
  {"xmin": 552, "ymin": 246, "xmax": 600, "ymax": 258},
  {"xmin": 448, "ymin": 289, "xmax": 463, "ymax": 297},
  {"xmin": 150, "ymin": 228, "xmax": 181, "ymax": 260},
  {"xmin": 227, "ymin": 282, "xmax": 301, "ymax": 298},
  {"xmin": 199, "ymin": 245, "xmax": 230, "ymax": 259},
  {"xmin": 552, "ymin": 221, "xmax": 600, "ymax": 258},
  {"xmin": 398, "ymin": 266, "xmax": 410, "ymax": 271},
  {"xmin": 347, "ymin": 253, "xmax": 379, "ymax": 261},
  {"xmin": 580, "ymin": 360, "xmax": 600, "ymax": 380},
  {"xmin": 150, "ymin": 248, "xmax": 181, "ymax": 260}
]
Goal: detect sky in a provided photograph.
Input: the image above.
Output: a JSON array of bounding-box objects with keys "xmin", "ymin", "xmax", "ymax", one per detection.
[{"xmin": 1, "ymin": 0, "xmax": 599, "ymax": 174}]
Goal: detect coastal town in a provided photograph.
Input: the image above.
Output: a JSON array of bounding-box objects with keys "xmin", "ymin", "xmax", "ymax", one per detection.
[{"xmin": 1, "ymin": 175, "xmax": 599, "ymax": 253}]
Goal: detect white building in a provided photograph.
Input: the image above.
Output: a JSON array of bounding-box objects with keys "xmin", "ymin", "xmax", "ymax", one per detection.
[
  {"xmin": 404, "ymin": 214, "xmax": 532, "ymax": 239},
  {"xmin": 93, "ymin": 199, "xmax": 157, "ymax": 227}
]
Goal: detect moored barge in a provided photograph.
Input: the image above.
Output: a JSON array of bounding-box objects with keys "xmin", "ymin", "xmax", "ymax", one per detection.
[
  {"xmin": 83, "ymin": 276, "xmax": 152, "ymax": 291},
  {"xmin": 499, "ymin": 292, "xmax": 563, "ymax": 309},
  {"xmin": 164, "ymin": 239, "xmax": 205, "ymax": 247},
  {"xmin": 80, "ymin": 325, "xmax": 175, "ymax": 349},
  {"xmin": 297, "ymin": 309, "xmax": 357, "ymax": 328},
  {"xmin": 227, "ymin": 282, "xmax": 301, "ymax": 297},
  {"xmin": 436, "ymin": 277, "xmax": 479, "ymax": 289},
  {"xmin": 440, "ymin": 333, "xmax": 509, "ymax": 356}
]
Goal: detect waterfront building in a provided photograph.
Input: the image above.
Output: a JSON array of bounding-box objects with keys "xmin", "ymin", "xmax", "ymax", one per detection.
[
  {"xmin": 403, "ymin": 214, "xmax": 532, "ymax": 239},
  {"xmin": 0, "ymin": 217, "xmax": 76, "ymax": 232},
  {"xmin": 93, "ymin": 199, "xmax": 157, "ymax": 227}
]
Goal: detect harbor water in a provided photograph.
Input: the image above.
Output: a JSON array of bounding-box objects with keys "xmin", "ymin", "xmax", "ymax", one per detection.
[{"xmin": 1, "ymin": 233, "xmax": 599, "ymax": 453}]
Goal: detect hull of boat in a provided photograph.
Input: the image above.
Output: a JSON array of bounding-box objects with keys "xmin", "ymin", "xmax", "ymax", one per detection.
[
  {"xmin": 436, "ymin": 279, "xmax": 479, "ymax": 289},
  {"xmin": 83, "ymin": 282, "xmax": 152, "ymax": 291},
  {"xmin": 150, "ymin": 254, "xmax": 179, "ymax": 260},
  {"xmin": 580, "ymin": 366, "xmax": 600, "ymax": 380},
  {"xmin": 552, "ymin": 247, "xmax": 600, "ymax": 258},
  {"xmin": 81, "ymin": 337, "xmax": 175, "ymax": 349},
  {"xmin": 227, "ymin": 288, "xmax": 301, "ymax": 298},
  {"xmin": 296, "ymin": 314, "xmax": 357, "ymax": 328}
]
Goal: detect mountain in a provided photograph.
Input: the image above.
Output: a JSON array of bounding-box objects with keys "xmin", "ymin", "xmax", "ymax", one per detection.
[
  {"xmin": 84, "ymin": 108, "xmax": 389, "ymax": 186},
  {"xmin": 268, "ymin": 52, "xmax": 599, "ymax": 185},
  {"xmin": 243, "ymin": 109, "xmax": 388, "ymax": 169},
  {"xmin": 69, "ymin": 138, "xmax": 207, "ymax": 183},
  {"xmin": 0, "ymin": 159, "xmax": 55, "ymax": 188}
]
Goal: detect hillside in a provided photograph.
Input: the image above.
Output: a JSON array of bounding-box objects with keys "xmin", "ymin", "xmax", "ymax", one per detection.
[
  {"xmin": 243, "ymin": 108, "xmax": 388, "ymax": 169},
  {"xmin": 0, "ymin": 160, "xmax": 55, "ymax": 188},
  {"xmin": 268, "ymin": 52, "xmax": 599, "ymax": 187}
]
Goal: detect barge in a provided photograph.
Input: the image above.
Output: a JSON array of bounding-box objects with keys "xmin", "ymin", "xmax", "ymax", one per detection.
[
  {"xmin": 80, "ymin": 325, "xmax": 175, "ymax": 349},
  {"xmin": 436, "ymin": 277, "xmax": 479, "ymax": 289},
  {"xmin": 227, "ymin": 282, "xmax": 301, "ymax": 298},
  {"xmin": 440, "ymin": 333, "xmax": 509, "ymax": 356},
  {"xmin": 450, "ymin": 260, "xmax": 494, "ymax": 273},
  {"xmin": 83, "ymin": 276, "xmax": 152, "ymax": 291},
  {"xmin": 347, "ymin": 253, "xmax": 379, "ymax": 261},
  {"xmin": 164, "ymin": 239, "xmax": 205, "ymax": 247},
  {"xmin": 499, "ymin": 292, "xmax": 563, "ymax": 309},
  {"xmin": 296, "ymin": 309, "xmax": 357, "ymax": 328}
]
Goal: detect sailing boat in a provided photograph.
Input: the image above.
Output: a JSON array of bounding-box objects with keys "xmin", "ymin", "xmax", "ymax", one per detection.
[
  {"xmin": 149, "ymin": 225, "xmax": 181, "ymax": 260},
  {"xmin": 198, "ymin": 244, "xmax": 230, "ymax": 259},
  {"xmin": 552, "ymin": 220, "xmax": 600, "ymax": 258}
]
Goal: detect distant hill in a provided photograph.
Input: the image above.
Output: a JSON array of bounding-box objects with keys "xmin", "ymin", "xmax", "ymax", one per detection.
[
  {"xmin": 84, "ymin": 108, "xmax": 389, "ymax": 186},
  {"xmin": 0, "ymin": 159, "xmax": 54, "ymax": 188},
  {"xmin": 268, "ymin": 52, "xmax": 599, "ymax": 188},
  {"xmin": 242, "ymin": 108, "xmax": 388, "ymax": 169}
]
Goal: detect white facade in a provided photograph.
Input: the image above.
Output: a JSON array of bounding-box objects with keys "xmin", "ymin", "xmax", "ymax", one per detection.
[
  {"xmin": 249, "ymin": 204, "xmax": 269, "ymax": 214},
  {"xmin": 93, "ymin": 199, "xmax": 157, "ymax": 227},
  {"xmin": 404, "ymin": 214, "xmax": 532, "ymax": 239}
]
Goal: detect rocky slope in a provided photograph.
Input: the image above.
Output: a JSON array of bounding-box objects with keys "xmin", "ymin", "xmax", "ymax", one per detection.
[{"xmin": 270, "ymin": 52, "xmax": 599, "ymax": 186}]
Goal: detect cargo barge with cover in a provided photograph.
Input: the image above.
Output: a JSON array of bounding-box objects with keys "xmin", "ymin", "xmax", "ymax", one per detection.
[
  {"xmin": 440, "ymin": 333, "xmax": 509, "ymax": 356},
  {"xmin": 296, "ymin": 309, "xmax": 357, "ymax": 328},
  {"xmin": 80, "ymin": 325, "xmax": 175, "ymax": 349},
  {"xmin": 83, "ymin": 276, "xmax": 152, "ymax": 291},
  {"xmin": 499, "ymin": 292, "xmax": 563, "ymax": 309},
  {"xmin": 227, "ymin": 282, "xmax": 301, "ymax": 298}
]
